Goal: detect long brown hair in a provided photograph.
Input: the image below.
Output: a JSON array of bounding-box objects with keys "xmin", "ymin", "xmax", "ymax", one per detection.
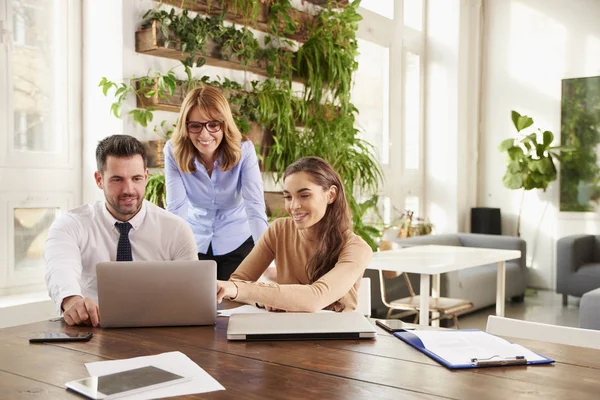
[
  {"xmin": 172, "ymin": 86, "xmax": 247, "ymax": 173},
  {"xmin": 283, "ymin": 157, "xmax": 351, "ymax": 282}
]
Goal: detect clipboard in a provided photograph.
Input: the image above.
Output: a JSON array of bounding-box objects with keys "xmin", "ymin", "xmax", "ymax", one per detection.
[{"xmin": 393, "ymin": 329, "xmax": 555, "ymax": 369}]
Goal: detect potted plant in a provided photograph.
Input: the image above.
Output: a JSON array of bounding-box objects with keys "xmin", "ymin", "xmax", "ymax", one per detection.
[{"xmin": 498, "ymin": 110, "xmax": 571, "ymax": 236}]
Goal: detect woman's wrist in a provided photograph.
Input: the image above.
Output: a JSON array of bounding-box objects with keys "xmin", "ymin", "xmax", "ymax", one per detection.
[{"xmin": 230, "ymin": 281, "xmax": 239, "ymax": 300}]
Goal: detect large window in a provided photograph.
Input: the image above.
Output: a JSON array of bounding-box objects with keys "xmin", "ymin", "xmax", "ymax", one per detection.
[
  {"xmin": 0, "ymin": 0, "xmax": 81, "ymax": 296},
  {"xmin": 354, "ymin": 0, "xmax": 426, "ymax": 224}
]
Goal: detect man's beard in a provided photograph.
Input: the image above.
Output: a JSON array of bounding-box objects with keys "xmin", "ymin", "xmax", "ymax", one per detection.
[{"xmin": 107, "ymin": 195, "xmax": 141, "ymax": 216}]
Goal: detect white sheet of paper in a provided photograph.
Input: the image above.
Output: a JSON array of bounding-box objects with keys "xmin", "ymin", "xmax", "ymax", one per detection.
[
  {"xmin": 411, "ymin": 330, "xmax": 547, "ymax": 365},
  {"xmin": 217, "ymin": 305, "xmax": 269, "ymax": 316},
  {"xmin": 85, "ymin": 351, "xmax": 224, "ymax": 399},
  {"xmin": 218, "ymin": 305, "xmax": 336, "ymax": 317}
]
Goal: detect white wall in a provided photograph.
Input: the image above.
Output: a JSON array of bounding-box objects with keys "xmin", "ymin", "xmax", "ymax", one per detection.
[
  {"xmin": 82, "ymin": 0, "xmax": 125, "ymax": 204},
  {"xmin": 480, "ymin": 0, "xmax": 600, "ymax": 289}
]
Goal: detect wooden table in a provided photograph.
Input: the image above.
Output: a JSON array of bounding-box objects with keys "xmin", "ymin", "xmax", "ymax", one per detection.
[
  {"xmin": 1, "ymin": 315, "xmax": 599, "ymax": 399},
  {"xmin": 369, "ymin": 245, "xmax": 522, "ymax": 326}
]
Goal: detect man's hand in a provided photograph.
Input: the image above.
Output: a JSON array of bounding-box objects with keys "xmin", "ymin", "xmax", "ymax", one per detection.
[
  {"xmin": 216, "ymin": 281, "xmax": 238, "ymax": 303},
  {"xmin": 61, "ymin": 296, "xmax": 100, "ymax": 327}
]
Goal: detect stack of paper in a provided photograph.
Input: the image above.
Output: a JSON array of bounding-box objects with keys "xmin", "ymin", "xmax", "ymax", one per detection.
[
  {"xmin": 217, "ymin": 305, "xmax": 269, "ymax": 317},
  {"xmin": 85, "ymin": 351, "xmax": 224, "ymax": 399},
  {"xmin": 411, "ymin": 330, "xmax": 548, "ymax": 365}
]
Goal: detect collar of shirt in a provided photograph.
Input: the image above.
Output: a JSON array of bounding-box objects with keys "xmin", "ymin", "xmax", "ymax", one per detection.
[
  {"xmin": 194, "ymin": 154, "xmax": 221, "ymax": 172},
  {"xmin": 101, "ymin": 200, "xmax": 148, "ymax": 232}
]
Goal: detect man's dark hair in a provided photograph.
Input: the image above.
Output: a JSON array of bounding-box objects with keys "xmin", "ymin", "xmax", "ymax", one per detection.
[{"xmin": 96, "ymin": 135, "xmax": 147, "ymax": 173}]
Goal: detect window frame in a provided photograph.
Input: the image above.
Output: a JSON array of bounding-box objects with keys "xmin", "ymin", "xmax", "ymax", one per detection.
[
  {"xmin": 356, "ymin": 0, "xmax": 427, "ymax": 219},
  {"xmin": 0, "ymin": 0, "xmax": 81, "ymax": 295},
  {"xmin": 0, "ymin": 0, "xmax": 77, "ymax": 169}
]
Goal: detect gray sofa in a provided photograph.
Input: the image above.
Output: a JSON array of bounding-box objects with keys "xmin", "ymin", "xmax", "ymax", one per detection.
[
  {"xmin": 556, "ymin": 234, "xmax": 600, "ymax": 304},
  {"xmin": 364, "ymin": 233, "xmax": 527, "ymax": 318},
  {"xmin": 580, "ymin": 288, "xmax": 600, "ymax": 330}
]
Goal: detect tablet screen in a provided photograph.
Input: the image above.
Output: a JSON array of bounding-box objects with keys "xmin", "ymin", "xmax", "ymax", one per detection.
[{"xmin": 78, "ymin": 366, "xmax": 184, "ymax": 396}]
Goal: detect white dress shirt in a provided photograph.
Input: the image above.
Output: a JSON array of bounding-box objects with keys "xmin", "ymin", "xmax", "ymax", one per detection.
[{"xmin": 44, "ymin": 200, "xmax": 198, "ymax": 311}]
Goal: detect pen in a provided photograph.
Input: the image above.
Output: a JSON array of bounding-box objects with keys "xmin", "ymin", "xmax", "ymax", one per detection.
[{"xmin": 471, "ymin": 355, "xmax": 527, "ymax": 366}]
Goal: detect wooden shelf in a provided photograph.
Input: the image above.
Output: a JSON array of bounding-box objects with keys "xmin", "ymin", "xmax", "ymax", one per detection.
[
  {"xmin": 136, "ymin": 78, "xmax": 188, "ymax": 113},
  {"xmin": 158, "ymin": 0, "xmax": 314, "ymax": 42},
  {"xmin": 135, "ymin": 78, "xmax": 258, "ymax": 116},
  {"xmin": 137, "ymin": 21, "xmax": 278, "ymax": 79},
  {"xmin": 136, "ymin": 21, "xmax": 300, "ymax": 82}
]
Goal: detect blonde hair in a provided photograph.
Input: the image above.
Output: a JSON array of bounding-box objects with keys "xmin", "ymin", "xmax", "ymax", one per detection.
[{"xmin": 172, "ymin": 86, "xmax": 247, "ymax": 173}]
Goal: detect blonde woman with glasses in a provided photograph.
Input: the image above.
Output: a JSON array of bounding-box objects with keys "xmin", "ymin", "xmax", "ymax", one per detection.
[{"xmin": 164, "ymin": 86, "xmax": 268, "ymax": 280}]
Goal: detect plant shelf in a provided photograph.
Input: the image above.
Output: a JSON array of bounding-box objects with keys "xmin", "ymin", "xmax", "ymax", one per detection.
[
  {"xmin": 136, "ymin": 21, "xmax": 299, "ymax": 81},
  {"xmin": 157, "ymin": 0, "xmax": 315, "ymax": 42}
]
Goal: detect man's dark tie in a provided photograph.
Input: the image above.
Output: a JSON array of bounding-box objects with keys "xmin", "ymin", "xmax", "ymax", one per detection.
[{"xmin": 115, "ymin": 222, "xmax": 133, "ymax": 262}]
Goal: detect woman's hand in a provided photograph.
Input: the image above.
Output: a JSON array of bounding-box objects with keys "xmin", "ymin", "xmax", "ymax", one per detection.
[
  {"xmin": 264, "ymin": 305, "xmax": 285, "ymax": 312},
  {"xmin": 216, "ymin": 280, "xmax": 238, "ymax": 303}
]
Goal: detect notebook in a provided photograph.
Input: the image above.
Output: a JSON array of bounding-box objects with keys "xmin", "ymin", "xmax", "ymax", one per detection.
[
  {"xmin": 226, "ymin": 312, "xmax": 377, "ymax": 341},
  {"xmin": 96, "ymin": 260, "xmax": 217, "ymax": 328},
  {"xmin": 394, "ymin": 329, "xmax": 554, "ymax": 369}
]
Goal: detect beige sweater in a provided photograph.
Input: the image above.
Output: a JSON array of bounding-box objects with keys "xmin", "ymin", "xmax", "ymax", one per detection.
[{"xmin": 230, "ymin": 217, "xmax": 373, "ymax": 312}]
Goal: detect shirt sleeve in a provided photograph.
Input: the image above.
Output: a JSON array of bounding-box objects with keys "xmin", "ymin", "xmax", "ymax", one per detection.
[
  {"xmin": 164, "ymin": 140, "xmax": 189, "ymax": 219},
  {"xmin": 232, "ymin": 234, "xmax": 373, "ymax": 312},
  {"xmin": 240, "ymin": 141, "xmax": 269, "ymax": 243},
  {"xmin": 44, "ymin": 214, "xmax": 85, "ymax": 312},
  {"xmin": 171, "ymin": 221, "xmax": 199, "ymax": 260}
]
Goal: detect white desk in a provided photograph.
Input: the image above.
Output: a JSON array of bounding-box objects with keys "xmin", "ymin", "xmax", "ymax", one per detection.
[{"xmin": 368, "ymin": 245, "xmax": 521, "ymax": 326}]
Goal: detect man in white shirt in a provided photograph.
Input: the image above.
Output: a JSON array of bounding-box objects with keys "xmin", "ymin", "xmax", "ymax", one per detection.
[{"xmin": 45, "ymin": 135, "xmax": 197, "ymax": 326}]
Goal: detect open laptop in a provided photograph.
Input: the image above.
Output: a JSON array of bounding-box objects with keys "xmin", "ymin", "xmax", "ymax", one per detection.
[
  {"xmin": 227, "ymin": 312, "xmax": 377, "ymax": 341},
  {"xmin": 96, "ymin": 260, "xmax": 216, "ymax": 328}
]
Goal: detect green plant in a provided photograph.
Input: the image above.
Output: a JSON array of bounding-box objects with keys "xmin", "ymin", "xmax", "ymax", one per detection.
[
  {"xmin": 98, "ymin": 70, "xmax": 177, "ymax": 127},
  {"xmin": 154, "ymin": 120, "xmax": 177, "ymax": 140},
  {"xmin": 498, "ymin": 110, "xmax": 571, "ymax": 235},
  {"xmin": 145, "ymin": 172, "xmax": 166, "ymax": 208},
  {"xmin": 295, "ymin": 0, "xmax": 361, "ymax": 106},
  {"xmin": 350, "ymin": 195, "xmax": 381, "ymax": 251},
  {"xmin": 143, "ymin": 8, "xmax": 212, "ymax": 74}
]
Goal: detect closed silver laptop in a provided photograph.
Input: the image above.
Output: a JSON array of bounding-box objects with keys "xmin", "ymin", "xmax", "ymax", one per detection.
[
  {"xmin": 227, "ymin": 312, "xmax": 377, "ymax": 341},
  {"xmin": 96, "ymin": 260, "xmax": 216, "ymax": 328}
]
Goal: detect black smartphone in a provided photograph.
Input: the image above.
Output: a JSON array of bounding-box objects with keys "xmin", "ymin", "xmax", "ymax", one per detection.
[
  {"xmin": 29, "ymin": 332, "xmax": 93, "ymax": 343},
  {"xmin": 375, "ymin": 319, "xmax": 411, "ymax": 333}
]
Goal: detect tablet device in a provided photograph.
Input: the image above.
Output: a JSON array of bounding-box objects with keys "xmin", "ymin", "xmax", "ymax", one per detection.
[{"xmin": 65, "ymin": 365, "xmax": 189, "ymax": 399}]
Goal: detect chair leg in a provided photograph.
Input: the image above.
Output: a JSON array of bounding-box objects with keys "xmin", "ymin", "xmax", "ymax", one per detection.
[
  {"xmin": 562, "ymin": 294, "xmax": 568, "ymax": 306},
  {"xmin": 453, "ymin": 315, "xmax": 459, "ymax": 329},
  {"xmin": 386, "ymin": 307, "xmax": 393, "ymax": 319}
]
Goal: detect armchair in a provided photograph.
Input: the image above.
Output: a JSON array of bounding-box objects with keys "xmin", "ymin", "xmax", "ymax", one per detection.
[{"xmin": 556, "ymin": 234, "xmax": 600, "ymax": 304}]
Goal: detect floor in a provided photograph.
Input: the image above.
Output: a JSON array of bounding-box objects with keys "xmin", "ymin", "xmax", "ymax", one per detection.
[{"xmin": 458, "ymin": 289, "xmax": 581, "ymax": 330}]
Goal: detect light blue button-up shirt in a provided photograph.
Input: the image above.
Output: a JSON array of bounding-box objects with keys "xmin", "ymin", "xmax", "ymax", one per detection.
[{"xmin": 164, "ymin": 139, "xmax": 269, "ymax": 255}]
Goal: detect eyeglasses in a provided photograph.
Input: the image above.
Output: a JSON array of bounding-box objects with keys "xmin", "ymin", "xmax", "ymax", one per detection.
[{"xmin": 186, "ymin": 120, "xmax": 222, "ymax": 134}]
